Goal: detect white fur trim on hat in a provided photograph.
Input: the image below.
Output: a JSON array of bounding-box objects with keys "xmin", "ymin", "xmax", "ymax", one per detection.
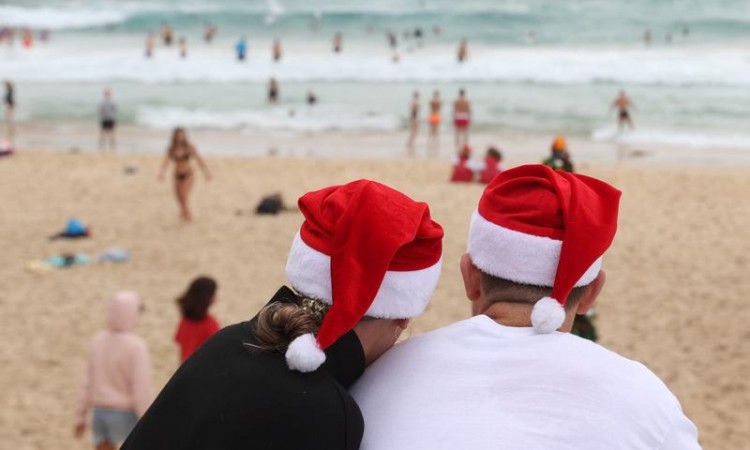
[
  {"xmin": 285, "ymin": 232, "xmax": 442, "ymax": 319},
  {"xmin": 467, "ymin": 211, "xmax": 601, "ymax": 287},
  {"xmin": 286, "ymin": 333, "xmax": 326, "ymax": 372},
  {"xmin": 531, "ymin": 297, "xmax": 565, "ymax": 333}
]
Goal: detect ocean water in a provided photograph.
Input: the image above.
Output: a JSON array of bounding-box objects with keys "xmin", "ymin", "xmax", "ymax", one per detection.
[{"xmin": 2, "ymin": 0, "xmax": 750, "ymax": 150}]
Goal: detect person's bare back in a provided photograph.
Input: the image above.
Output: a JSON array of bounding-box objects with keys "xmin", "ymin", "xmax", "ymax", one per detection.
[{"xmin": 454, "ymin": 97, "xmax": 470, "ymax": 115}]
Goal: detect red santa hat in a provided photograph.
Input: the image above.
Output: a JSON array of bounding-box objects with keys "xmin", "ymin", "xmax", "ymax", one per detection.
[
  {"xmin": 467, "ymin": 164, "xmax": 621, "ymax": 333},
  {"xmin": 285, "ymin": 179, "xmax": 444, "ymax": 372}
]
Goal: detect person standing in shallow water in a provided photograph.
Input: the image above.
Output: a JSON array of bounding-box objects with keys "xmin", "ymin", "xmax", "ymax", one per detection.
[
  {"xmin": 158, "ymin": 128, "xmax": 211, "ymax": 222},
  {"xmin": 3, "ymin": 80, "xmax": 15, "ymax": 143},
  {"xmin": 453, "ymin": 88, "xmax": 471, "ymax": 151},
  {"xmin": 98, "ymin": 88, "xmax": 117, "ymax": 152},
  {"xmin": 272, "ymin": 38, "xmax": 282, "ymax": 62},
  {"xmin": 235, "ymin": 36, "xmax": 247, "ymax": 61},
  {"xmin": 427, "ymin": 90, "xmax": 442, "ymax": 156},
  {"xmin": 268, "ymin": 78, "xmax": 280, "ymax": 104},
  {"xmin": 145, "ymin": 32, "xmax": 155, "ymax": 58},
  {"xmin": 406, "ymin": 91, "xmax": 420, "ymax": 155},
  {"xmin": 333, "ymin": 32, "xmax": 343, "ymax": 53},
  {"xmin": 457, "ymin": 38, "xmax": 468, "ymax": 62},
  {"xmin": 611, "ymin": 90, "xmax": 636, "ymax": 132}
]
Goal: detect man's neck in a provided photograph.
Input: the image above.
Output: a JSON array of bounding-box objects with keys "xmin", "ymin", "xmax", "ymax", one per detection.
[
  {"xmin": 479, "ymin": 302, "xmax": 534, "ymax": 327},
  {"xmin": 479, "ymin": 301, "xmax": 574, "ymax": 332}
]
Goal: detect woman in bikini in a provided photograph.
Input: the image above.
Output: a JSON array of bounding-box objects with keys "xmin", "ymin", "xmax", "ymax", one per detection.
[{"xmin": 158, "ymin": 128, "xmax": 211, "ymax": 222}]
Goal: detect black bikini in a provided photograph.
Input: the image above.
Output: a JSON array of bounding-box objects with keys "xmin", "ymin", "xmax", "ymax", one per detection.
[{"xmin": 172, "ymin": 149, "xmax": 192, "ymax": 181}]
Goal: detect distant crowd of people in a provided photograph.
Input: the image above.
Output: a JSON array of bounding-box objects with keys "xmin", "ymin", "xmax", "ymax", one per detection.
[
  {"xmin": 0, "ymin": 26, "xmax": 49, "ymax": 48},
  {"xmin": 406, "ymin": 88, "xmax": 472, "ymax": 157}
]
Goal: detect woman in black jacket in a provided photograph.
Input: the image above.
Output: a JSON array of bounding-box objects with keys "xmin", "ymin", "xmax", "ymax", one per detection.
[{"xmin": 121, "ymin": 179, "xmax": 444, "ymax": 450}]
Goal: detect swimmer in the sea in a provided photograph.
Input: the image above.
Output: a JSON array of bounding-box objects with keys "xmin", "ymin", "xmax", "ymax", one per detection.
[
  {"xmin": 307, "ymin": 90, "xmax": 317, "ymax": 106},
  {"xmin": 145, "ymin": 32, "xmax": 155, "ymax": 58},
  {"xmin": 268, "ymin": 78, "xmax": 280, "ymax": 104},
  {"xmin": 457, "ymin": 38, "xmax": 468, "ymax": 62},
  {"xmin": 161, "ymin": 22, "xmax": 173, "ymax": 46},
  {"xmin": 333, "ymin": 32, "xmax": 343, "ymax": 53},
  {"xmin": 178, "ymin": 37, "xmax": 188, "ymax": 58},
  {"xmin": 427, "ymin": 90, "xmax": 442, "ymax": 156},
  {"xmin": 453, "ymin": 89, "xmax": 471, "ymax": 150},
  {"xmin": 272, "ymin": 38, "xmax": 282, "ymax": 62},
  {"xmin": 204, "ymin": 22, "xmax": 217, "ymax": 43}
]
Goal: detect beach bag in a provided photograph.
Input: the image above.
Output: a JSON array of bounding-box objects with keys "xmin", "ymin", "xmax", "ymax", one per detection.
[{"xmin": 255, "ymin": 196, "xmax": 283, "ymax": 215}]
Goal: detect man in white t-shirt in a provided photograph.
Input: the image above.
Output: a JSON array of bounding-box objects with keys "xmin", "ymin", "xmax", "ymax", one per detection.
[{"xmin": 351, "ymin": 165, "xmax": 701, "ymax": 450}]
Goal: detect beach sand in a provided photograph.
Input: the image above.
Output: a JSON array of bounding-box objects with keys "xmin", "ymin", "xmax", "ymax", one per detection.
[{"xmin": 0, "ymin": 150, "xmax": 748, "ymax": 449}]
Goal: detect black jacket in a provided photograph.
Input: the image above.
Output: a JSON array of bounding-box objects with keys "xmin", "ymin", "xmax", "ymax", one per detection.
[{"xmin": 121, "ymin": 286, "xmax": 366, "ymax": 450}]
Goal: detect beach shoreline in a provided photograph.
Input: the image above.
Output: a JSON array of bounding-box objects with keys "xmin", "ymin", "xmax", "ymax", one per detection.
[{"xmin": 11, "ymin": 121, "xmax": 750, "ymax": 167}]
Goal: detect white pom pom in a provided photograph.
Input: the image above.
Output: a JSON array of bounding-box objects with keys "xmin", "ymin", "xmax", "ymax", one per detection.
[
  {"xmin": 285, "ymin": 333, "xmax": 326, "ymax": 372},
  {"xmin": 531, "ymin": 297, "xmax": 565, "ymax": 334}
]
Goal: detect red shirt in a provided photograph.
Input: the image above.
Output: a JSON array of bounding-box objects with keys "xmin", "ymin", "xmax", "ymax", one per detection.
[
  {"xmin": 479, "ymin": 157, "xmax": 502, "ymax": 184},
  {"xmin": 175, "ymin": 315, "xmax": 221, "ymax": 362},
  {"xmin": 451, "ymin": 157, "xmax": 474, "ymax": 182}
]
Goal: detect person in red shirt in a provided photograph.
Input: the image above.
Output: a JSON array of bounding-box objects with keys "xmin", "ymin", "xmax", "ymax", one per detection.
[
  {"xmin": 478, "ymin": 146, "xmax": 503, "ymax": 184},
  {"xmin": 175, "ymin": 276, "xmax": 220, "ymax": 362},
  {"xmin": 450, "ymin": 145, "xmax": 474, "ymax": 182}
]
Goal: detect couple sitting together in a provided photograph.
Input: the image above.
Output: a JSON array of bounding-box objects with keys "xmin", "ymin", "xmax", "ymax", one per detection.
[{"xmin": 122, "ymin": 165, "xmax": 700, "ymax": 450}]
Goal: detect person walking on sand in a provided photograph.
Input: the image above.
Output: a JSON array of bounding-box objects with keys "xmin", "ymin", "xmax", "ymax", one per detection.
[
  {"xmin": 611, "ymin": 90, "xmax": 636, "ymax": 132},
  {"xmin": 453, "ymin": 89, "xmax": 471, "ymax": 150},
  {"xmin": 74, "ymin": 291, "xmax": 153, "ymax": 450},
  {"xmin": 175, "ymin": 276, "xmax": 220, "ymax": 363},
  {"xmin": 351, "ymin": 165, "xmax": 702, "ymax": 450},
  {"xmin": 427, "ymin": 90, "xmax": 442, "ymax": 156},
  {"xmin": 272, "ymin": 38, "xmax": 282, "ymax": 62},
  {"xmin": 4, "ymin": 80, "xmax": 15, "ymax": 143},
  {"xmin": 406, "ymin": 91, "xmax": 420, "ymax": 155},
  {"xmin": 98, "ymin": 88, "xmax": 117, "ymax": 152},
  {"xmin": 158, "ymin": 127, "xmax": 211, "ymax": 222}
]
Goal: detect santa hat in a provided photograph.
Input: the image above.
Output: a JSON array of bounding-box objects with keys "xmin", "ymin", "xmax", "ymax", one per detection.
[
  {"xmin": 467, "ymin": 164, "xmax": 620, "ymax": 333},
  {"xmin": 285, "ymin": 180, "xmax": 444, "ymax": 372}
]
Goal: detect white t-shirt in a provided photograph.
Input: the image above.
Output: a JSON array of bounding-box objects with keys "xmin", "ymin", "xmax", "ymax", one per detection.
[{"xmin": 351, "ymin": 315, "xmax": 701, "ymax": 450}]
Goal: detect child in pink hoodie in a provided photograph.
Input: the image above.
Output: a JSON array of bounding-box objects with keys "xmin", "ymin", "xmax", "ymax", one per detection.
[{"xmin": 75, "ymin": 291, "xmax": 152, "ymax": 449}]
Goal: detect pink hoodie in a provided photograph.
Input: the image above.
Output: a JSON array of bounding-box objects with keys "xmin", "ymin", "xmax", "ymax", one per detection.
[{"xmin": 75, "ymin": 291, "xmax": 152, "ymax": 426}]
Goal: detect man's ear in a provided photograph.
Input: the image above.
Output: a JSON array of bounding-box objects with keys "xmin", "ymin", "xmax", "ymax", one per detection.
[
  {"xmin": 577, "ymin": 270, "xmax": 606, "ymax": 315},
  {"xmin": 460, "ymin": 253, "xmax": 482, "ymax": 302}
]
